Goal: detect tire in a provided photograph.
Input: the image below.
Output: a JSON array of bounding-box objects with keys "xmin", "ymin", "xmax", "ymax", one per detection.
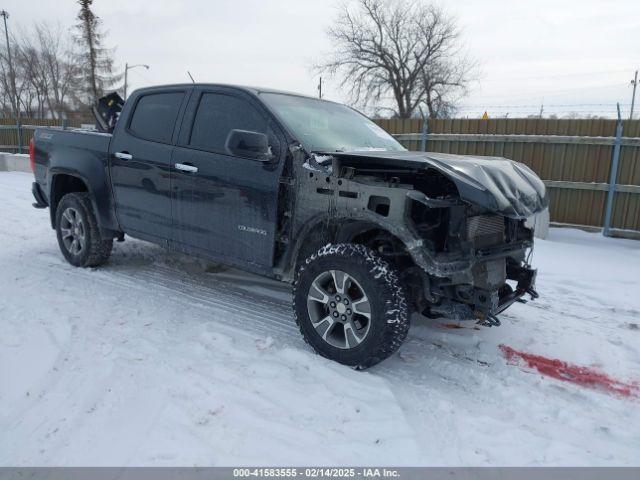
[
  {"xmin": 55, "ymin": 192, "xmax": 113, "ymax": 267},
  {"xmin": 293, "ymin": 243, "xmax": 410, "ymax": 369}
]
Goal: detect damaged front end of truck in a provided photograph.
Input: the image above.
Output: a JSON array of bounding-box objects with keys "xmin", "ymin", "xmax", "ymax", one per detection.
[{"xmin": 286, "ymin": 149, "xmax": 548, "ymax": 326}]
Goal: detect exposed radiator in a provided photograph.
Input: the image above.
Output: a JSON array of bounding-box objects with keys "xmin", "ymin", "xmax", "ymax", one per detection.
[{"xmin": 467, "ymin": 215, "xmax": 505, "ymax": 249}]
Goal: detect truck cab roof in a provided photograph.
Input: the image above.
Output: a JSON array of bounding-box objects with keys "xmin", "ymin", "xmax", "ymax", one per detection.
[{"xmin": 131, "ymin": 83, "xmax": 326, "ymax": 102}]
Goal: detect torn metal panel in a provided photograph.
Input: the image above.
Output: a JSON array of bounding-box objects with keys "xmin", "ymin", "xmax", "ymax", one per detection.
[
  {"xmin": 330, "ymin": 151, "xmax": 549, "ymax": 219},
  {"xmin": 283, "ymin": 148, "xmax": 541, "ymax": 321}
]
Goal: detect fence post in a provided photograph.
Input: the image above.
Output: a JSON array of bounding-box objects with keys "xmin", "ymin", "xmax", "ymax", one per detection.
[
  {"xmin": 420, "ymin": 117, "xmax": 429, "ymax": 152},
  {"xmin": 603, "ymin": 103, "xmax": 623, "ymax": 237},
  {"xmin": 16, "ymin": 119, "xmax": 23, "ymax": 154}
]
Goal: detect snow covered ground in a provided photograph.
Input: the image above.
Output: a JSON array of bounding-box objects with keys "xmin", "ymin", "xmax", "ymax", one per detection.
[{"xmin": 1, "ymin": 171, "xmax": 639, "ymax": 466}]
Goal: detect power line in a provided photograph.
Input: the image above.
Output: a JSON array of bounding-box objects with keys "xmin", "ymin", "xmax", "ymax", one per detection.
[
  {"xmin": 457, "ymin": 103, "xmax": 632, "ymax": 109},
  {"xmin": 479, "ymin": 68, "xmax": 632, "ymax": 83},
  {"xmin": 471, "ymin": 83, "xmax": 629, "ymax": 103}
]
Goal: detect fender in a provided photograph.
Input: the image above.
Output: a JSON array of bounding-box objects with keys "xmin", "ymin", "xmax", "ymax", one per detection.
[
  {"xmin": 283, "ymin": 209, "xmax": 470, "ymax": 281},
  {"xmin": 47, "ymin": 162, "xmax": 120, "ymax": 235},
  {"xmin": 284, "ymin": 155, "xmax": 479, "ymax": 280}
]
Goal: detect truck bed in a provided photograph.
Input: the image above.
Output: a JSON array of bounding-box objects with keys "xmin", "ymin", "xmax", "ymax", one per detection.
[
  {"xmin": 36, "ymin": 127, "xmax": 112, "ymax": 153},
  {"xmin": 32, "ymin": 127, "xmax": 114, "ymax": 216},
  {"xmin": 34, "ymin": 127, "xmax": 112, "ymax": 183}
]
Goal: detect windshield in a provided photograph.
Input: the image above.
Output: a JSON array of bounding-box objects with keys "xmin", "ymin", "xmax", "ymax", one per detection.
[{"xmin": 260, "ymin": 93, "xmax": 405, "ymax": 153}]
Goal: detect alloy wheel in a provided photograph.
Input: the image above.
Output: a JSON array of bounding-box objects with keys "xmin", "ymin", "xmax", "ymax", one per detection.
[
  {"xmin": 306, "ymin": 269, "xmax": 372, "ymax": 349},
  {"xmin": 59, "ymin": 207, "xmax": 86, "ymax": 256}
]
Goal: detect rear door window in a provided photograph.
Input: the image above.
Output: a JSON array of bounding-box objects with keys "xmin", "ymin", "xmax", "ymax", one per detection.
[{"xmin": 128, "ymin": 92, "xmax": 184, "ymax": 144}]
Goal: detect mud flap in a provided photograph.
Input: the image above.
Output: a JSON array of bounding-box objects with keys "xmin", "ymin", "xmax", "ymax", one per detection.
[{"xmin": 32, "ymin": 182, "xmax": 48, "ymax": 209}]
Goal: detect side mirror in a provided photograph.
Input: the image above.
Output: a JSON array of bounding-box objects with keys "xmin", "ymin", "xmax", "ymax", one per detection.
[{"xmin": 225, "ymin": 129, "xmax": 274, "ymax": 162}]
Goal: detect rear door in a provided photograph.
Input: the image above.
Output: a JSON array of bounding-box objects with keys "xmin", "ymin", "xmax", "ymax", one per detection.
[
  {"xmin": 171, "ymin": 87, "xmax": 285, "ymax": 268},
  {"xmin": 109, "ymin": 89, "xmax": 189, "ymax": 241}
]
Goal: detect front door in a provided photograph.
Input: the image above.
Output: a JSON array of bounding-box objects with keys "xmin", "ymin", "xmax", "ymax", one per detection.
[
  {"xmin": 109, "ymin": 89, "xmax": 188, "ymax": 241},
  {"xmin": 171, "ymin": 88, "xmax": 285, "ymax": 268}
]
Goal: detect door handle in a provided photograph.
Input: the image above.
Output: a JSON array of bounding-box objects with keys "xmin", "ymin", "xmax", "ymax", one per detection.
[
  {"xmin": 175, "ymin": 163, "xmax": 198, "ymax": 173},
  {"xmin": 115, "ymin": 152, "xmax": 133, "ymax": 161}
]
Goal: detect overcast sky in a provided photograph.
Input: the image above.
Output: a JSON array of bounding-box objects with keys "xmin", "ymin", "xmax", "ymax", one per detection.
[{"xmin": 4, "ymin": 0, "xmax": 639, "ymax": 118}]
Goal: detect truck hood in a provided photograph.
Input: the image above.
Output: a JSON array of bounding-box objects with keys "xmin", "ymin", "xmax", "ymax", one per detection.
[{"xmin": 331, "ymin": 151, "xmax": 549, "ymax": 219}]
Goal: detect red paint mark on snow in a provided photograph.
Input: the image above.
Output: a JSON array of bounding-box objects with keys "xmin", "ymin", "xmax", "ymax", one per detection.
[
  {"xmin": 499, "ymin": 344, "xmax": 639, "ymax": 398},
  {"xmin": 441, "ymin": 323, "xmax": 464, "ymax": 329},
  {"xmin": 440, "ymin": 323, "xmax": 481, "ymax": 330}
]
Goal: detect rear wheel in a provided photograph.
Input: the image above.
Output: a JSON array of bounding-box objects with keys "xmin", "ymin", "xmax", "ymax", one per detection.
[
  {"xmin": 293, "ymin": 243, "xmax": 409, "ymax": 369},
  {"xmin": 55, "ymin": 193, "xmax": 112, "ymax": 267}
]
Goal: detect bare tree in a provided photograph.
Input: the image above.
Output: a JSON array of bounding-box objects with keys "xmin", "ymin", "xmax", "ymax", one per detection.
[
  {"xmin": 74, "ymin": 0, "xmax": 120, "ymax": 106},
  {"xmin": 0, "ymin": 23, "xmax": 82, "ymax": 119},
  {"xmin": 36, "ymin": 24, "xmax": 81, "ymax": 119},
  {"xmin": 0, "ymin": 44, "xmax": 16, "ymax": 115},
  {"xmin": 16, "ymin": 34, "xmax": 49, "ymax": 118},
  {"xmin": 318, "ymin": 0, "xmax": 475, "ymax": 118},
  {"xmin": 0, "ymin": 34, "xmax": 35, "ymax": 117}
]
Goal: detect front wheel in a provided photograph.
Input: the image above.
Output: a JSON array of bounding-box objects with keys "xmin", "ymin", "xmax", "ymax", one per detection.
[
  {"xmin": 293, "ymin": 244, "xmax": 410, "ymax": 369},
  {"xmin": 55, "ymin": 192, "xmax": 113, "ymax": 267}
]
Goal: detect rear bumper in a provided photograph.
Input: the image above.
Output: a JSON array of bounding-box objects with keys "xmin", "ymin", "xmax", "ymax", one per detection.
[{"xmin": 32, "ymin": 182, "xmax": 48, "ymax": 209}]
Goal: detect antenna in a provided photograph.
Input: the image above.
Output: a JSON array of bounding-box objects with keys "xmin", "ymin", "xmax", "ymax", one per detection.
[{"xmin": 187, "ymin": 71, "xmax": 195, "ymax": 83}]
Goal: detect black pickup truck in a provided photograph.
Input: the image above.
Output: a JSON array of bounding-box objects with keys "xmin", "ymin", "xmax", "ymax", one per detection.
[{"xmin": 30, "ymin": 84, "xmax": 547, "ymax": 368}]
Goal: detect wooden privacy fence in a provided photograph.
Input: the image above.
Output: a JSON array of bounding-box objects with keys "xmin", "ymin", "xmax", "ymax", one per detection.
[
  {"xmin": 0, "ymin": 117, "xmax": 89, "ymax": 154},
  {"xmin": 374, "ymin": 118, "xmax": 640, "ymax": 236}
]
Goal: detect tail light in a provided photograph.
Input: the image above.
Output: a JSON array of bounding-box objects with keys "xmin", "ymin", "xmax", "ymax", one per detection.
[{"xmin": 29, "ymin": 138, "xmax": 35, "ymax": 173}]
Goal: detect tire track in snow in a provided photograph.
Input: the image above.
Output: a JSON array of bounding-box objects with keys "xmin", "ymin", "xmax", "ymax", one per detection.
[
  {"xmin": 33, "ymin": 251, "xmax": 298, "ymax": 342},
  {"xmin": 4, "ymin": 256, "xmax": 427, "ymax": 464},
  {"xmin": 25, "ymin": 245, "xmax": 463, "ymax": 462}
]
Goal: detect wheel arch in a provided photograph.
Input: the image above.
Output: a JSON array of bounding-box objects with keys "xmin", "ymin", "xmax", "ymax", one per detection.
[
  {"xmin": 48, "ymin": 167, "xmax": 120, "ymax": 236},
  {"xmin": 54, "ymin": 190, "xmax": 113, "ymax": 268},
  {"xmin": 283, "ymin": 212, "xmax": 424, "ymax": 278},
  {"xmin": 49, "ymin": 172, "xmax": 90, "ymax": 229}
]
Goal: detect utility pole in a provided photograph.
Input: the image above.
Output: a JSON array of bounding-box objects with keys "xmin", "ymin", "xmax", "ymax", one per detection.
[
  {"xmin": 318, "ymin": 76, "xmax": 322, "ymax": 99},
  {"xmin": 1, "ymin": 10, "xmax": 21, "ymax": 152},
  {"xmin": 123, "ymin": 63, "xmax": 150, "ymax": 100},
  {"xmin": 124, "ymin": 62, "xmax": 127, "ymax": 100},
  {"xmin": 630, "ymin": 70, "xmax": 638, "ymax": 120},
  {"xmin": 1, "ymin": 10, "xmax": 19, "ymax": 120}
]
